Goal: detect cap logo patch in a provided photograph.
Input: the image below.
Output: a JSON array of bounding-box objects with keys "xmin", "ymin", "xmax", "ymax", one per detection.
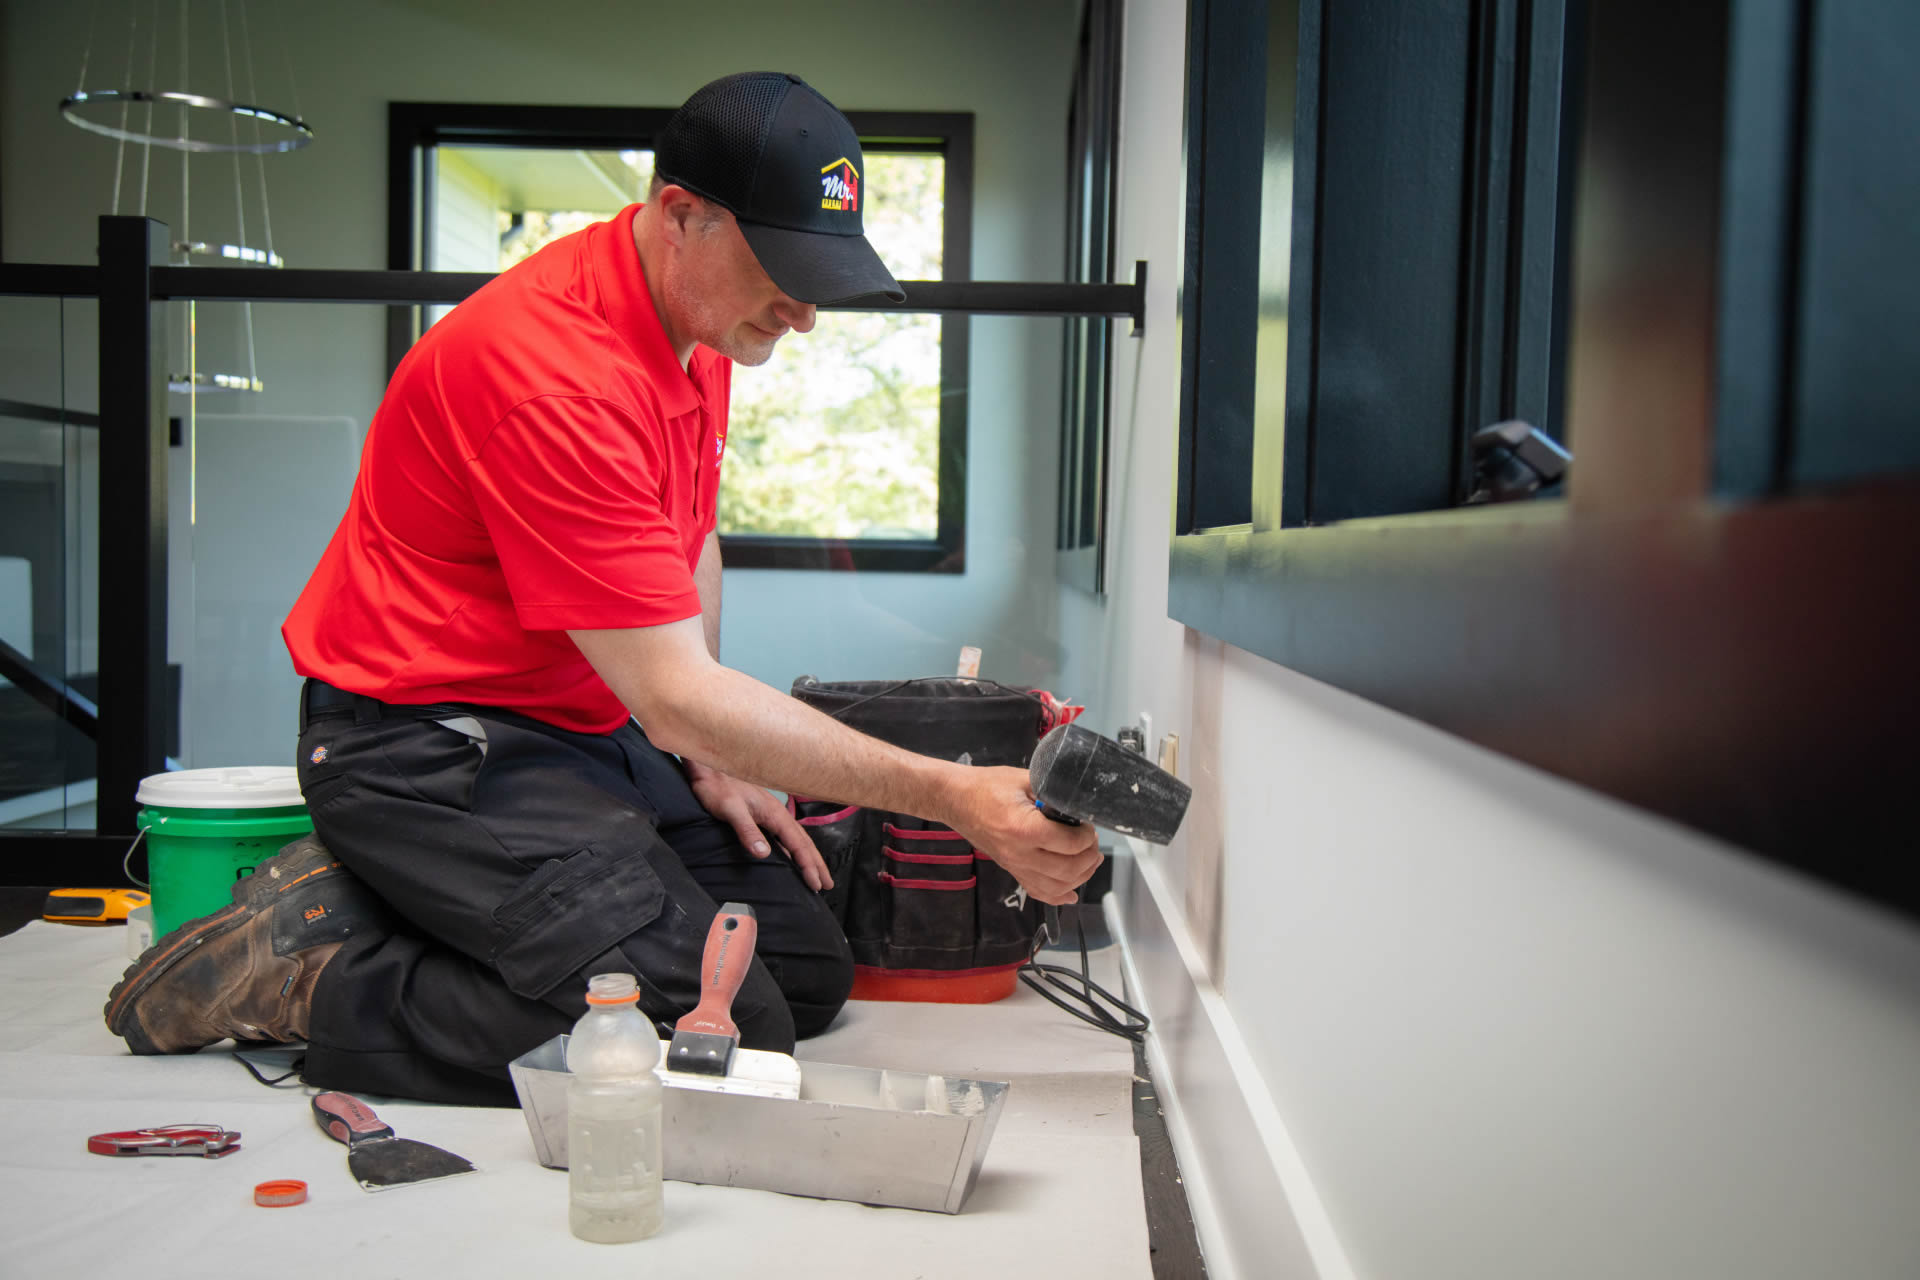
[{"xmin": 820, "ymin": 157, "xmax": 859, "ymax": 212}]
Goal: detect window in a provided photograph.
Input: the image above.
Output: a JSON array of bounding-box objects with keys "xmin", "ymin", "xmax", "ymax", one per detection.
[
  {"xmin": 389, "ymin": 104, "xmax": 973, "ymax": 572},
  {"xmin": 1175, "ymin": 0, "xmax": 1574, "ymax": 538},
  {"xmin": 1058, "ymin": 0, "xmax": 1125, "ymax": 595},
  {"xmin": 1168, "ymin": 0, "xmax": 1920, "ymax": 921}
]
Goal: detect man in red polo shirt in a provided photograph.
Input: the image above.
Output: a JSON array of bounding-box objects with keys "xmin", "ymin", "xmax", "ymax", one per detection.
[{"xmin": 103, "ymin": 72, "xmax": 1102, "ymax": 1103}]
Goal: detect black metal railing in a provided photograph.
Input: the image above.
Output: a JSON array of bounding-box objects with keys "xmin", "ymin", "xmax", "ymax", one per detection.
[{"xmin": 0, "ymin": 217, "xmax": 1145, "ymax": 883}]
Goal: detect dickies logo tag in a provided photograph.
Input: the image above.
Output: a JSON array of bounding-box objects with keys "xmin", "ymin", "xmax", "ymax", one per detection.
[{"xmin": 309, "ymin": 746, "xmax": 328, "ymax": 765}]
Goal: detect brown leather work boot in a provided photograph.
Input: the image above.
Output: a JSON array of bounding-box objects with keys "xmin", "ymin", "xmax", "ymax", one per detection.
[{"xmin": 104, "ymin": 833, "xmax": 391, "ymax": 1054}]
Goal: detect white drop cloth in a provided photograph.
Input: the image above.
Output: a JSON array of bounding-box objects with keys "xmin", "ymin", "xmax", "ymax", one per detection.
[{"xmin": 0, "ymin": 921, "xmax": 1149, "ymax": 1278}]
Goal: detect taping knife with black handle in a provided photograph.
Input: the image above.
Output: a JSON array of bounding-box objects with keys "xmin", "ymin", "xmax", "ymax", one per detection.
[{"xmin": 311, "ymin": 1091, "xmax": 477, "ymax": 1192}]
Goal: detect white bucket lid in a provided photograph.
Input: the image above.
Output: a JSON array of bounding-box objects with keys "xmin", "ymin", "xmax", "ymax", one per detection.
[{"xmin": 135, "ymin": 765, "xmax": 305, "ymax": 809}]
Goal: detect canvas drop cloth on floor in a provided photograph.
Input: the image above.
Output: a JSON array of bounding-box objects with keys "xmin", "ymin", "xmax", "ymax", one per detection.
[{"xmin": 0, "ymin": 919, "xmax": 1149, "ymax": 1279}]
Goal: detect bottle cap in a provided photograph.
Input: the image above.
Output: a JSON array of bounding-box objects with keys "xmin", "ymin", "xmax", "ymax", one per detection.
[
  {"xmin": 253, "ymin": 1179, "xmax": 307, "ymax": 1207},
  {"xmin": 584, "ymin": 972, "xmax": 640, "ymax": 1005}
]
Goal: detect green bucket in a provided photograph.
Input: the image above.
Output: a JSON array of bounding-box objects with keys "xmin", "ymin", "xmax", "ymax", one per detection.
[{"xmin": 136, "ymin": 767, "xmax": 313, "ymax": 937}]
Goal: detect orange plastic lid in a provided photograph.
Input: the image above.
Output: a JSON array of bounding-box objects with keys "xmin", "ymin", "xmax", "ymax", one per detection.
[
  {"xmin": 584, "ymin": 973, "xmax": 641, "ymax": 1004},
  {"xmin": 254, "ymin": 1179, "xmax": 308, "ymax": 1207}
]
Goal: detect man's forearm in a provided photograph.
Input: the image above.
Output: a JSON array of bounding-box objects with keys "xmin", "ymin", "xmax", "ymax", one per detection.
[
  {"xmin": 573, "ymin": 621, "xmax": 965, "ymax": 825},
  {"xmin": 665, "ymin": 663, "xmax": 964, "ymax": 820},
  {"xmin": 570, "ymin": 620, "xmax": 1101, "ymax": 906}
]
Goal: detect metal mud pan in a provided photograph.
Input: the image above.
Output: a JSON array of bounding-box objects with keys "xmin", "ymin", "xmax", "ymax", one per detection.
[{"xmin": 508, "ymin": 1035, "xmax": 1009, "ymax": 1214}]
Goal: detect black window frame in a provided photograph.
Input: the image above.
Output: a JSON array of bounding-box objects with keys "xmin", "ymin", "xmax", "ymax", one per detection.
[
  {"xmin": 1176, "ymin": 0, "xmax": 1575, "ymax": 537},
  {"xmin": 1170, "ymin": 0, "xmax": 1920, "ymax": 923},
  {"xmin": 1058, "ymin": 0, "xmax": 1126, "ymax": 596},
  {"xmin": 387, "ymin": 102, "xmax": 975, "ymax": 575}
]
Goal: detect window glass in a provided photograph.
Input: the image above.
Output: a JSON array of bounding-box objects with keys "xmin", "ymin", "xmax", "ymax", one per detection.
[
  {"xmin": 724, "ymin": 153, "xmax": 942, "ymax": 540},
  {"xmin": 428, "ymin": 146, "xmax": 945, "ymax": 544}
]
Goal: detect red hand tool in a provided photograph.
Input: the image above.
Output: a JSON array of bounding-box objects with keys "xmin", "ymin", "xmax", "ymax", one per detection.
[{"xmin": 87, "ymin": 1124, "xmax": 242, "ymax": 1158}]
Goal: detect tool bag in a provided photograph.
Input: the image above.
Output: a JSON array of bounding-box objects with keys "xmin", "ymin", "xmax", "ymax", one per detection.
[{"xmin": 786, "ymin": 676, "xmax": 1083, "ymax": 976}]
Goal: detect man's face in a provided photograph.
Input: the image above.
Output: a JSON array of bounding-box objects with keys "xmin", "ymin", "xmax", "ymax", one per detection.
[{"xmin": 662, "ymin": 204, "xmax": 817, "ymax": 367}]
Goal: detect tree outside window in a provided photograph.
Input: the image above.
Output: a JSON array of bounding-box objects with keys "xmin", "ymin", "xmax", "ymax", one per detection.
[{"xmin": 435, "ymin": 146, "xmax": 945, "ymax": 544}]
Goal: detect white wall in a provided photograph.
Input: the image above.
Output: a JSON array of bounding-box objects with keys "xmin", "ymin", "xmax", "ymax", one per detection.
[
  {"xmin": 1067, "ymin": 1, "xmax": 1920, "ymax": 1278},
  {"xmin": 171, "ymin": 413, "xmax": 364, "ymax": 767},
  {"xmin": 3, "ymin": 0, "xmax": 1082, "ymax": 765}
]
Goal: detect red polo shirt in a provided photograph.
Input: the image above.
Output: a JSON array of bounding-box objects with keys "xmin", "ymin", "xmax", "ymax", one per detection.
[{"xmin": 283, "ymin": 204, "xmax": 730, "ymax": 733}]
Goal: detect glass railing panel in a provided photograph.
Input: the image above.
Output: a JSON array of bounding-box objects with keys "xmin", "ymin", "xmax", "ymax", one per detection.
[{"xmin": 0, "ymin": 296, "xmax": 96, "ymax": 830}]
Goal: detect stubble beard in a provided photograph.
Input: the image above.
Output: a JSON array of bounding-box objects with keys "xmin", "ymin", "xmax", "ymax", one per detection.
[
  {"xmin": 706, "ymin": 327, "xmax": 779, "ymax": 367},
  {"xmin": 663, "ymin": 259, "xmax": 779, "ymax": 367}
]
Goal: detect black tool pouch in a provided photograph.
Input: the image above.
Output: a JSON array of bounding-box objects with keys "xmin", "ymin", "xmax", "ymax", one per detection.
[{"xmin": 787, "ymin": 676, "xmax": 1079, "ymax": 975}]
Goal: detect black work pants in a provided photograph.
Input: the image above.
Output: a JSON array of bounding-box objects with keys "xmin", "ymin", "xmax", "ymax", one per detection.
[{"xmin": 294, "ymin": 680, "xmax": 854, "ymax": 1106}]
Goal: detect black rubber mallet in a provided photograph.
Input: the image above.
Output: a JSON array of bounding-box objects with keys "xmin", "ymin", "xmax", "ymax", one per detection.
[{"xmin": 1028, "ymin": 723, "xmax": 1194, "ymax": 939}]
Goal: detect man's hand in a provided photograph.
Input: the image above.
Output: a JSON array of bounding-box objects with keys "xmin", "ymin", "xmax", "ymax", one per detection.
[
  {"xmin": 569, "ymin": 624, "xmax": 1093, "ymax": 891},
  {"xmin": 944, "ymin": 766, "xmax": 1103, "ymax": 906},
  {"xmin": 681, "ymin": 758, "xmax": 834, "ymax": 892}
]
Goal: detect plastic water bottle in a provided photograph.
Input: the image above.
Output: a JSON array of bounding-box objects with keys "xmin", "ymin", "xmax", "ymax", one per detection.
[{"xmin": 567, "ymin": 973, "xmax": 664, "ymax": 1242}]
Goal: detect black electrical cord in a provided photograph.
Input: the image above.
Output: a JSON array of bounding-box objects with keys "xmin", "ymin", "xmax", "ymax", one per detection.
[
  {"xmin": 232, "ymin": 1045, "xmax": 306, "ymax": 1087},
  {"xmin": 1017, "ymin": 907, "xmax": 1149, "ymax": 1042}
]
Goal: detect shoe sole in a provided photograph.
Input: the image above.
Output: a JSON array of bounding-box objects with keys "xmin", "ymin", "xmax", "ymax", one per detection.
[{"xmin": 103, "ymin": 846, "xmax": 345, "ymax": 1053}]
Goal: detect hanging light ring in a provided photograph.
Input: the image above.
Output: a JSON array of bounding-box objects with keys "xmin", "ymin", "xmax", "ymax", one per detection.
[
  {"xmin": 169, "ymin": 372, "xmax": 265, "ymax": 394},
  {"xmin": 60, "ymin": 89, "xmax": 313, "ymax": 154}
]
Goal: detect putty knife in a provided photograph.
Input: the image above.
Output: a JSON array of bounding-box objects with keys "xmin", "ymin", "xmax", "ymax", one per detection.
[
  {"xmin": 311, "ymin": 1091, "xmax": 478, "ymax": 1192},
  {"xmin": 661, "ymin": 903, "xmax": 802, "ymax": 1100}
]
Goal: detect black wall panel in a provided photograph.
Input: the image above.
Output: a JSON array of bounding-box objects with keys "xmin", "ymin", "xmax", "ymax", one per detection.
[
  {"xmin": 1790, "ymin": 0, "xmax": 1920, "ymax": 491},
  {"xmin": 1305, "ymin": 2, "xmax": 1474, "ymax": 521}
]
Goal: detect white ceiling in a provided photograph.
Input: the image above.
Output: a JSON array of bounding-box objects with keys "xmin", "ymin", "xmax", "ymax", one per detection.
[{"xmin": 446, "ymin": 146, "xmax": 653, "ymax": 212}]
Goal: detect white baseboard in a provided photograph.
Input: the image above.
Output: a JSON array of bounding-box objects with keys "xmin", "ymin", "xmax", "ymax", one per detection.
[{"xmin": 1107, "ymin": 844, "xmax": 1356, "ymax": 1280}]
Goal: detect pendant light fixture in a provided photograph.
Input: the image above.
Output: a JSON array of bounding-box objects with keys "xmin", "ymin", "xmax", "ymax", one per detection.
[{"xmin": 59, "ymin": 0, "xmax": 313, "ymax": 397}]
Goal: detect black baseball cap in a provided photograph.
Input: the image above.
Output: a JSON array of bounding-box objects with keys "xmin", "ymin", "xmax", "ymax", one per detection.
[{"xmin": 655, "ymin": 72, "xmax": 906, "ymax": 306}]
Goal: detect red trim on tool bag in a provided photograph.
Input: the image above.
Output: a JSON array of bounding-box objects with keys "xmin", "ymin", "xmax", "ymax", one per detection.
[
  {"xmin": 882, "ymin": 823, "xmax": 965, "ymax": 841},
  {"xmin": 1030, "ymin": 689, "xmax": 1086, "ymax": 733},
  {"xmin": 883, "ymin": 847, "xmax": 974, "ymax": 865},
  {"xmin": 879, "ymin": 871, "xmax": 977, "ymax": 891},
  {"xmin": 853, "ymin": 961, "xmax": 1024, "ymax": 979},
  {"xmin": 796, "ymin": 803, "xmax": 859, "ymax": 826}
]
